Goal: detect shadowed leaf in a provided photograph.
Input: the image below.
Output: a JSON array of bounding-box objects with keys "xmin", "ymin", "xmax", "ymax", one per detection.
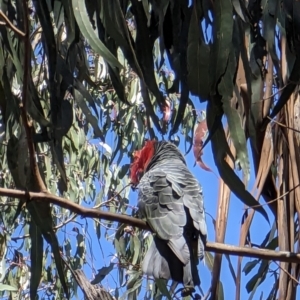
[
  {"xmin": 187, "ymin": 2, "xmax": 210, "ymax": 100},
  {"xmin": 207, "ymin": 102, "xmax": 269, "ymax": 222},
  {"xmin": 155, "ymin": 278, "xmax": 172, "ymax": 300},
  {"xmin": 29, "ymin": 220, "xmax": 43, "ymax": 300},
  {"xmin": 91, "ymin": 263, "xmax": 114, "ymax": 285},
  {"xmin": 72, "ymin": 0, "xmax": 122, "ymax": 69}
]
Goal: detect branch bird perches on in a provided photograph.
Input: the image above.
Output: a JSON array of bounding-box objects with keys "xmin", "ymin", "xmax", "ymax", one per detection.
[{"xmin": 1, "ymin": 187, "xmax": 300, "ymax": 264}]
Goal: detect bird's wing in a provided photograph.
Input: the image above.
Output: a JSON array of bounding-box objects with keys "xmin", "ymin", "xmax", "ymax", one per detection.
[
  {"xmin": 145, "ymin": 161, "xmax": 207, "ymax": 233},
  {"xmin": 138, "ymin": 167, "xmax": 186, "ymax": 241},
  {"xmin": 138, "ymin": 161, "xmax": 206, "ymax": 261}
]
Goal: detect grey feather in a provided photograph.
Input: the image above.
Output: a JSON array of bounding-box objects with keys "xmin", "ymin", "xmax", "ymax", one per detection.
[{"xmin": 137, "ymin": 141, "xmax": 207, "ymax": 294}]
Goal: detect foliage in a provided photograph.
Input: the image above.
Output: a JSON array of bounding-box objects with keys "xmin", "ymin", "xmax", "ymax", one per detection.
[{"xmin": 0, "ymin": 0, "xmax": 299, "ymax": 299}]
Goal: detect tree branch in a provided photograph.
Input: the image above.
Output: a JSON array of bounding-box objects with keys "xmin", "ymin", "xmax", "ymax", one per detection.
[
  {"xmin": 0, "ymin": 11, "xmax": 26, "ymax": 37},
  {"xmin": 20, "ymin": 0, "xmax": 47, "ymax": 192},
  {"xmin": 1, "ymin": 187, "xmax": 300, "ymax": 264}
]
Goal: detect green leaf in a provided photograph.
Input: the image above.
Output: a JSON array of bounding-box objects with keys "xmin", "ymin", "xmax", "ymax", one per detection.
[
  {"xmin": 219, "ymin": 49, "xmax": 250, "ymax": 185},
  {"xmin": 232, "ymin": 0, "xmax": 247, "ymax": 21},
  {"xmin": 64, "ymin": 239, "xmax": 72, "ymax": 257},
  {"xmin": 72, "ymin": 0, "xmax": 123, "ymax": 69},
  {"xmin": 131, "ymin": 236, "xmax": 141, "ymax": 265},
  {"xmin": 29, "ymin": 220, "xmax": 43, "ymax": 300},
  {"xmin": 268, "ymin": 56, "xmax": 300, "ymax": 121},
  {"xmin": 218, "ymin": 281, "xmax": 225, "ymax": 300},
  {"xmin": 123, "ymin": 276, "xmax": 143, "ymax": 300},
  {"xmin": 114, "ymin": 225, "xmax": 126, "ymax": 257},
  {"xmin": 0, "ymin": 283, "xmax": 18, "ymax": 292},
  {"xmin": 262, "ymin": 0, "xmax": 280, "ymax": 78},
  {"xmin": 118, "ymin": 164, "xmax": 130, "ymax": 179},
  {"xmin": 246, "ymin": 260, "xmax": 268, "ymax": 295},
  {"xmin": 210, "ymin": 0, "xmax": 234, "ymax": 94},
  {"xmin": 56, "ymin": 100, "xmax": 74, "ymax": 137},
  {"xmin": 74, "ymin": 79, "xmax": 99, "ymax": 118},
  {"xmin": 224, "ymin": 254, "xmax": 237, "ymax": 283},
  {"xmin": 243, "ymin": 260, "xmax": 259, "ymax": 276},
  {"xmin": 27, "ymin": 202, "xmax": 69, "ymax": 298},
  {"xmin": 50, "ymin": 233, "xmax": 69, "ymax": 297},
  {"xmin": 73, "ymin": 88, "xmax": 104, "ymax": 140},
  {"xmin": 0, "ymin": 233, "xmax": 7, "ymax": 282},
  {"xmin": 204, "ymin": 251, "xmax": 214, "ymax": 272},
  {"xmin": 95, "ymin": 220, "xmax": 101, "ymax": 240},
  {"xmin": 187, "ymin": 2, "xmax": 210, "ymax": 100},
  {"xmin": 207, "ymin": 102, "xmax": 269, "ymax": 222},
  {"xmin": 155, "ymin": 278, "xmax": 172, "ymax": 300},
  {"xmin": 91, "ymin": 263, "xmax": 114, "ymax": 284}
]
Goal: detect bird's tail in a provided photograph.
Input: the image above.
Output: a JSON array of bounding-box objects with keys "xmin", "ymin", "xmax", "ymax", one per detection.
[{"xmin": 142, "ymin": 237, "xmax": 200, "ymax": 290}]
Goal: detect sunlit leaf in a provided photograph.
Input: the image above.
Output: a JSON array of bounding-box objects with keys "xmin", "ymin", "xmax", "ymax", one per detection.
[
  {"xmin": 72, "ymin": 0, "xmax": 123, "ymax": 69},
  {"xmin": 0, "ymin": 284, "xmax": 18, "ymax": 292},
  {"xmin": 155, "ymin": 279, "xmax": 172, "ymax": 300}
]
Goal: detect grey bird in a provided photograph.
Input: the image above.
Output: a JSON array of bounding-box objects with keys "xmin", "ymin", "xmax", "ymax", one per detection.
[{"xmin": 130, "ymin": 140, "xmax": 207, "ymax": 296}]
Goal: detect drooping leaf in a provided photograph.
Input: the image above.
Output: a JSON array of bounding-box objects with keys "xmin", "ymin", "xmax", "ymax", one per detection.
[
  {"xmin": 0, "ymin": 284, "xmax": 18, "ymax": 292},
  {"xmin": 131, "ymin": 0, "xmax": 165, "ymax": 109},
  {"xmin": 187, "ymin": 1, "xmax": 210, "ymax": 100},
  {"xmin": 155, "ymin": 278, "xmax": 172, "ymax": 300},
  {"xmin": 29, "ymin": 220, "xmax": 43, "ymax": 300},
  {"xmin": 72, "ymin": 0, "xmax": 123, "ymax": 69},
  {"xmin": 207, "ymin": 101, "xmax": 269, "ymax": 222},
  {"xmin": 118, "ymin": 164, "xmax": 130, "ymax": 179},
  {"xmin": 100, "ymin": 0, "xmax": 143, "ymax": 79},
  {"xmin": 27, "ymin": 201, "xmax": 69, "ymax": 298},
  {"xmin": 219, "ymin": 49, "xmax": 250, "ymax": 184},
  {"xmin": 243, "ymin": 259, "xmax": 259, "ymax": 276},
  {"xmin": 246, "ymin": 260, "xmax": 269, "ymax": 295},
  {"xmin": 91, "ymin": 263, "xmax": 114, "ymax": 285},
  {"xmin": 225, "ymin": 254, "xmax": 237, "ymax": 283},
  {"xmin": 204, "ymin": 251, "xmax": 214, "ymax": 271},
  {"xmin": 265, "ymin": 57, "xmax": 300, "ymax": 125},
  {"xmin": 210, "ymin": 0, "xmax": 234, "ymax": 94}
]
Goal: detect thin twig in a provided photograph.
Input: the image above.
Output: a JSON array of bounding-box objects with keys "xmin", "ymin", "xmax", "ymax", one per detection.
[
  {"xmin": 55, "ymin": 214, "xmax": 77, "ymax": 230},
  {"xmin": 274, "ymin": 261, "xmax": 300, "ymax": 285},
  {"xmin": 11, "ymin": 234, "xmax": 29, "ymax": 241},
  {"xmin": 93, "ymin": 183, "xmax": 131, "ymax": 209},
  {"xmin": 245, "ymin": 183, "xmax": 300, "ymax": 210},
  {"xmin": 0, "ymin": 10, "xmax": 25, "ymax": 37},
  {"xmin": 260, "ymin": 85, "xmax": 288, "ymax": 101},
  {"xmin": 268, "ymin": 116, "xmax": 300, "ymax": 135},
  {"xmin": 1, "ymin": 187, "xmax": 300, "ymax": 264}
]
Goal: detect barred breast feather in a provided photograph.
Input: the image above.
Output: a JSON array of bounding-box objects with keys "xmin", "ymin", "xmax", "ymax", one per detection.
[{"xmin": 136, "ymin": 141, "xmax": 207, "ymax": 293}]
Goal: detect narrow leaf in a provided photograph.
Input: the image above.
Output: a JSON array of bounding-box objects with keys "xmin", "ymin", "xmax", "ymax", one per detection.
[
  {"xmin": 72, "ymin": 0, "xmax": 123, "ymax": 69},
  {"xmin": 207, "ymin": 102, "xmax": 269, "ymax": 222},
  {"xmin": 155, "ymin": 279, "xmax": 172, "ymax": 300},
  {"xmin": 187, "ymin": 2, "xmax": 210, "ymax": 100},
  {"xmin": 0, "ymin": 284, "xmax": 18, "ymax": 292},
  {"xmin": 29, "ymin": 220, "xmax": 43, "ymax": 300}
]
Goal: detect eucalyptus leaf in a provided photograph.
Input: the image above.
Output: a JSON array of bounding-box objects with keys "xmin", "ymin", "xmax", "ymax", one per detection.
[
  {"xmin": 72, "ymin": 0, "xmax": 123, "ymax": 69},
  {"xmin": 29, "ymin": 220, "xmax": 43, "ymax": 300},
  {"xmin": 0, "ymin": 283, "xmax": 18, "ymax": 292},
  {"xmin": 155, "ymin": 278, "xmax": 172, "ymax": 300}
]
